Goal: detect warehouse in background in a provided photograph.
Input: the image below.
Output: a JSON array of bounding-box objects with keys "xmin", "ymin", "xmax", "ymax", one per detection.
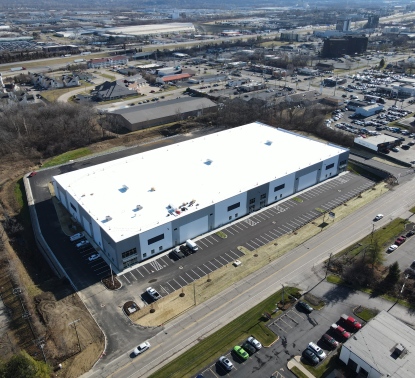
[{"xmin": 52, "ymin": 122, "xmax": 349, "ymax": 272}]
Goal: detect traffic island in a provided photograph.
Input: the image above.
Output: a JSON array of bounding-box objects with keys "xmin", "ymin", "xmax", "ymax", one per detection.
[{"xmin": 101, "ymin": 275, "xmax": 121, "ymax": 290}]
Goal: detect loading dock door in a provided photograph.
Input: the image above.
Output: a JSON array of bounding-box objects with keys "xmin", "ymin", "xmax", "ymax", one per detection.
[
  {"xmin": 179, "ymin": 216, "xmax": 208, "ymax": 243},
  {"xmin": 297, "ymin": 170, "xmax": 318, "ymax": 191}
]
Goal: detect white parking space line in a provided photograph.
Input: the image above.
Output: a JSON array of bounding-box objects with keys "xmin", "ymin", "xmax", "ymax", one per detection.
[
  {"xmin": 214, "ymin": 258, "xmax": 223, "ymax": 266},
  {"xmin": 142, "ymin": 265, "xmax": 152, "ymax": 274},
  {"xmin": 129, "ymin": 272, "xmax": 137, "ymax": 280},
  {"xmin": 186, "ymin": 272, "xmax": 195, "ymax": 281},
  {"xmin": 123, "ymin": 275, "xmax": 131, "ymax": 284},
  {"xmin": 209, "ymin": 260, "xmax": 218, "ymax": 269},
  {"xmin": 197, "ymin": 266, "xmax": 206, "ymax": 275},
  {"xmin": 172, "ymin": 278, "xmax": 182, "ymax": 288},
  {"xmin": 203, "ymin": 263, "xmax": 212, "ymax": 272},
  {"xmin": 267, "ymin": 230, "xmax": 279, "ymax": 237},
  {"xmin": 167, "ymin": 282, "xmax": 176, "ymax": 292},
  {"xmin": 160, "ymin": 257, "xmax": 169, "ymax": 266},
  {"xmin": 249, "ymin": 239, "xmax": 261, "ymax": 248},
  {"xmin": 245, "ymin": 242, "xmax": 256, "ymax": 250},
  {"xmin": 160, "ymin": 285, "xmax": 169, "ymax": 295},
  {"xmin": 210, "ymin": 235, "xmax": 219, "ymax": 243},
  {"xmin": 254, "ymin": 238, "xmax": 265, "ymax": 246},
  {"xmin": 179, "ymin": 275, "xmax": 188, "ymax": 285},
  {"xmin": 230, "ymin": 249, "xmax": 242, "ymax": 258},
  {"xmin": 256, "ymin": 213, "xmax": 268, "ymax": 220},
  {"xmin": 225, "ymin": 227, "xmax": 235, "ymax": 235},
  {"xmin": 135, "ymin": 268, "xmax": 144, "ymax": 277},
  {"xmin": 234, "ymin": 223, "xmax": 246, "ymax": 230},
  {"xmin": 192, "ymin": 269, "xmax": 201, "ymax": 278},
  {"xmin": 289, "ymin": 310, "xmax": 306, "ymax": 321},
  {"xmin": 263, "ymin": 232, "xmax": 276, "ymax": 241},
  {"xmin": 260, "ymin": 234, "xmax": 273, "ymax": 242},
  {"xmin": 266, "ymin": 207, "xmax": 279, "ymax": 215},
  {"xmin": 205, "ymin": 238, "xmax": 214, "ymax": 245},
  {"xmin": 198, "ymin": 239, "xmax": 209, "ymax": 248}
]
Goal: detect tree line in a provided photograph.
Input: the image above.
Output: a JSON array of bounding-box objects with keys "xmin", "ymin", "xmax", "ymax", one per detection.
[{"xmin": 0, "ymin": 103, "xmax": 103, "ymax": 161}]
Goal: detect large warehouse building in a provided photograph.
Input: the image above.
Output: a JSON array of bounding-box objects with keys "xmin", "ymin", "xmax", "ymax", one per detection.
[{"xmin": 52, "ymin": 123, "xmax": 349, "ymax": 272}]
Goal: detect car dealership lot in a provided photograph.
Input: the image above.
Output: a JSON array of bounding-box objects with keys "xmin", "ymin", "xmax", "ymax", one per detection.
[{"xmin": 116, "ymin": 172, "xmax": 374, "ymax": 306}]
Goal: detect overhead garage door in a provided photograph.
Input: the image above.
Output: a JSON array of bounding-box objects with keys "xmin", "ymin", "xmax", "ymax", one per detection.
[
  {"xmin": 179, "ymin": 216, "xmax": 208, "ymax": 243},
  {"xmin": 59, "ymin": 190, "xmax": 67, "ymax": 209},
  {"xmin": 297, "ymin": 170, "xmax": 318, "ymax": 191},
  {"xmin": 82, "ymin": 216, "xmax": 92, "ymax": 236}
]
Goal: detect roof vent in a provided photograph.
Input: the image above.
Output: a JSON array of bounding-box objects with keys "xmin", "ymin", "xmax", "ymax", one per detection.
[
  {"xmin": 105, "ymin": 215, "xmax": 112, "ymax": 222},
  {"xmin": 150, "ymin": 187, "xmax": 156, "ymax": 192},
  {"xmin": 265, "ymin": 140, "xmax": 272, "ymax": 146},
  {"xmin": 394, "ymin": 343, "xmax": 405, "ymax": 357},
  {"xmin": 119, "ymin": 185, "xmax": 129, "ymax": 193},
  {"xmin": 204, "ymin": 159, "xmax": 213, "ymax": 166},
  {"xmin": 135, "ymin": 205, "xmax": 143, "ymax": 211}
]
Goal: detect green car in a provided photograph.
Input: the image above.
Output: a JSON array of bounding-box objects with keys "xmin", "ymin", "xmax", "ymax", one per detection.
[{"xmin": 233, "ymin": 345, "xmax": 249, "ymax": 360}]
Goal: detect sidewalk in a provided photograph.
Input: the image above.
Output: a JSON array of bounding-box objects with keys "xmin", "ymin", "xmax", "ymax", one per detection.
[
  {"xmin": 287, "ymin": 356, "xmax": 316, "ymax": 378},
  {"xmin": 308, "ymin": 280, "xmax": 415, "ymax": 326}
]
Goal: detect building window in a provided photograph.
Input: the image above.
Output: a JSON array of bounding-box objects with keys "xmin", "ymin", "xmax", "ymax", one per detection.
[
  {"xmin": 143, "ymin": 253, "xmax": 147, "ymax": 258},
  {"xmin": 339, "ymin": 160, "xmax": 347, "ymax": 166},
  {"xmin": 249, "ymin": 198, "xmax": 255, "ymax": 204},
  {"xmin": 151, "ymin": 249, "xmax": 155, "ymax": 254},
  {"xmin": 260, "ymin": 193, "xmax": 266, "ymax": 199},
  {"xmin": 159, "ymin": 246, "xmax": 163, "ymax": 251},
  {"xmin": 227, "ymin": 202, "xmax": 240, "ymax": 211},
  {"xmin": 275, "ymin": 196, "xmax": 278, "ymax": 200},
  {"xmin": 229, "ymin": 216, "xmax": 232, "ymax": 220},
  {"xmin": 174, "ymin": 228, "xmax": 177, "ymax": 231},
  {"xmin": 280, "ymin": 194, "xmax": 282, "ymax": 198},
  {"xmin": 122, "ymin": 248, "xmax": 137, "ymax": 259},
  {"xmin": 235, "ymin": 213, "xmax": 238, "ymax": 218},
  {"xmin": 70, "ymin": 202, "xmax": 77, "ymax": 212},
  {"xmin": 210, "ymin": 213, "xmax": 213, "ymax": 216},
  {"xmin": 326, "ymin": 163, "xmax": 335, "ymax": 170},
  {"xmin": 274, "ymin": 184, "xmax": 285, "ymax": 192},
  {"xmin": 148, "ymin": 233, "xmax": 164, "ymax": 245}
]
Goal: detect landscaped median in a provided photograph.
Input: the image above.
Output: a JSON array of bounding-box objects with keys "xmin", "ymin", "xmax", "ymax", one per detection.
[{"xmin": 148, "ymin": 287, "xmax": 300, "ymax": 378}]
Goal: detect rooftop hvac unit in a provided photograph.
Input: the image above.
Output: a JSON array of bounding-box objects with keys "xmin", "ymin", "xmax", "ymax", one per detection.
[
  {"xmin": 106, "ymin": 215, "xmax": 112, "ymax": 222},
  {"xmin": 136, "ymin": 205, "xmax": 143, "ymax": 211},
  {"xmin": 150, "ymin": 187, "xmax": 156, "ymax": 192}
]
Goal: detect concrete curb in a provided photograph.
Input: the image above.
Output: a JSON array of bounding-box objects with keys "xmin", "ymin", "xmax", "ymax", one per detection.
[{"xmin": 287, "ymin": 356, "xmax": 316, "ymax": 378}]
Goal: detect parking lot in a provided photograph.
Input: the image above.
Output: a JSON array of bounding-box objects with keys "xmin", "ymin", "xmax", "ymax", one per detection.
[
  {"xmin": 195, "ymin": 297, "xmax": 364, "ymax": 378},
  {"xmin": 116, "ymin": 172, "xmax": 374, "ymax": 304}
]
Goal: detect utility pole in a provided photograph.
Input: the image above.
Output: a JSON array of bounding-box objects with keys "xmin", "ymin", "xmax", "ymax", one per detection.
[
  {"xmin": 69, "ymin": 319, "xmax": 81, "ymax": 352},
  {"xmin": 325, "ymin": 253, "xmax": 333, "ymax": 278},
  {"xmin": 370, "ymin": 223, "xmax": 375, "ymax": 244}
]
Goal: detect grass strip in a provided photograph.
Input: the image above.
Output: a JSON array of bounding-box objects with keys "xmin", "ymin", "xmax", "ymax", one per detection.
[
  {"xmin": 354, "ymin": 307, "xmax": 379, "ymax": 322},
  {"xmin": 301, "ymin": 352, "xmax": 339, "ymax": 378},
  {"xmin": 293, "ymin": 197, "xmax": 304, "ymax": 203},
  {"xmin": 216, "ymin": 231, "xmax": 227, "ymax": 239},
  {"xmin": 149, "ymin": 287, "xmax": 300, "ymax": 378},
  {"xmin": 42, "ymin": 147, "xmax": 93, "ymax": 167},
  {"xmin": 333, "ymin": 218, "xmax": 408, "ymax": 259},
  {"xmin": 290, "ymin": 366, "xmax": 309, "ymax": 378}
]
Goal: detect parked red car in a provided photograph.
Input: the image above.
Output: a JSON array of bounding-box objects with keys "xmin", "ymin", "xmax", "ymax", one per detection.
[
  {"xmin": 331, "ymin": 324, "xmax": 351, "ymax": 339},
  {"xmin": 395, "ymin": 236, "xmax": 406, "ymax": 246},
  {"xmin": 341, "ymin": 314, "xmax": 362, "ymax": 330}
]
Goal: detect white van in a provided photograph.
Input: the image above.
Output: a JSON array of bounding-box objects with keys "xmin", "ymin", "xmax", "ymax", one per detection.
[
  {"xmin": 186, "ymin": 239, "xmax": 199, "ymax": 252},
  {"xmin": 308, "ymin": 342, "xmax": 326, "ymax": 360},
  {"xmin": 69, "ymin": 233, "xmax": 83, "ymax": 242}
]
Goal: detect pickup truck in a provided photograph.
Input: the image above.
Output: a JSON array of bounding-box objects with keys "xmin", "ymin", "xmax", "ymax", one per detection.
[
  {"xmin": 331, "ymin": 323, "xmax": 351, "ymax": 339},
  {"xmin": 146, "ymin": 287, "xmax": 161, "ymax": 301},
  {"xmin": 341, "ymin": 314, "xmax": 362, "ymax": 330}
]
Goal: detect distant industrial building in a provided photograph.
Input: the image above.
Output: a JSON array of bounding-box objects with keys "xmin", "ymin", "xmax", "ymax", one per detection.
[
  {"xmin": 336, "ymin": 18, "xmax": 351, "ymax": 32},
  {"xmin": 322, "ymin": 36, "xmax": 368, "ymax": 58},
  {"xmin": 107, "ymin": 97, "xmax": 217, "ymax": 131},
  {"xmin": 339, "ymin": 311, "xmax": 415, "ymax": 378},
  {"xmin": 87, "ymin": 56, "xmax": 128, "ymax": 69},
  {"xmin": 280, "ymin": 32, "xmax": 300, "ymax": 42},
  {"xmin": 354, "ymin": 104, "xmax": 383, "ymax": 118},
  {"xmin": 354, "ymin": 134, "xmax": 400, "ymax": 152},
  {"xmin": 104, "ymin": 23, "xmax": 195, "ymax": 36},
  {"xmin": 53, "ymin": 122, "xmax": 349, "ymax": 271}
]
